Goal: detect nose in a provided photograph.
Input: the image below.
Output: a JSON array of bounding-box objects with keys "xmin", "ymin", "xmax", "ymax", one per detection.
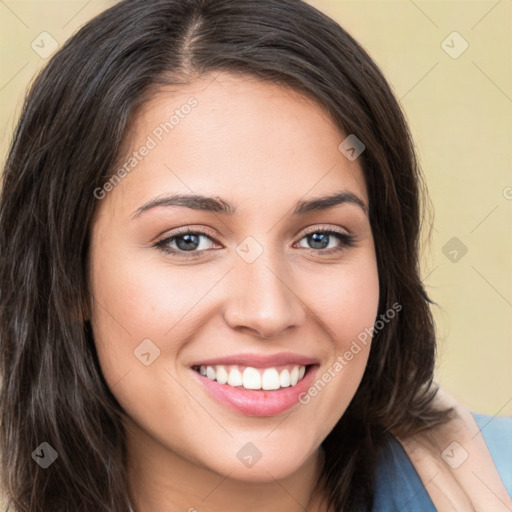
[{"xmin": 222, "ymin": 250, "xmax": 307, "ymax": 339}]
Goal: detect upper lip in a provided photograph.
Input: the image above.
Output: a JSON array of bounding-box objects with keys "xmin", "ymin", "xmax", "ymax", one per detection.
[{"xmin": 190, "ymin": 352, "xmax": 319, "ymax": 368}]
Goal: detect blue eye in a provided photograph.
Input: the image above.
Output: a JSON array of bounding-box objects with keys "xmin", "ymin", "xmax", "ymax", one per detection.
[
  {"xmin": 155, "ymin": 227, "xmax": 355, "ymax": 258},
  {"xmin": 155, "ymin": 229, "xmax": 218, "ymax": 256},
  {"xmin": 297, "ymin": 230, "xmax": 355, "ymax": 253}
]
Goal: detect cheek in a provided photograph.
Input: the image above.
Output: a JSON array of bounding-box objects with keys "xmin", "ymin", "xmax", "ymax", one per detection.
[
  {"xmin": 88, "ymin": 247, "xmax": 230, "ymax": 381},
  {"xmin": 331, "ymin": 256, "xmax": 380, "ymax": 369},
  {"xmin": 297, "ymin": 253, "xmax": 379, "ymax": 427},
  {"xmin": 333, "ymin": 265, "xmax": 380, "ymax": 342},
  {"xmin": 88, "ymin": 251, "xmax": 213, "ymax": 438},
  {"xmin": 303, "ymin": 252, "xmax": 380, "ymax": 346}
]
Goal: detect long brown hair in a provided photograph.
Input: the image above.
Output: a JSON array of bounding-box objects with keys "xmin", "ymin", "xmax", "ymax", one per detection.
[{"xmin": 0, "ymin": 0, "xmax": 452, "ymax": 510}]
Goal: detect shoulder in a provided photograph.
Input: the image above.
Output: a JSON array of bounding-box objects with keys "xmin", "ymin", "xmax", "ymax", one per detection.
[
  {"xmin": 373, "ymin": 411, "xmax": 512, "ymax": 511},
  {"xmin": 472, "ymin": 411, "xmax": 512, "ymax": 497},
  {"xmin": 372, "ymin": 434, "xmax": 436, "ymax": 511}
]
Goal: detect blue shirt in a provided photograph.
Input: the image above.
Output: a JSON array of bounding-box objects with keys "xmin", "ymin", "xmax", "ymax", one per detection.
[{"xmin": 372, "ymin": 412, "xmax": 512, "ymax": 510}]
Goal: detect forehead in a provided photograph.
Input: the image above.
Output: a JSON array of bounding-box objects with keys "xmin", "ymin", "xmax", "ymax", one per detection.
[{"xmin": 101, "ymin": 72, "xmax": 368, "ymax": 217}]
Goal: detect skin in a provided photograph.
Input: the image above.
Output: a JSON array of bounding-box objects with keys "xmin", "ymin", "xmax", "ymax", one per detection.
[{"xmin": 88, "ymin": 72, "xmax": 380, "ymax": 512}]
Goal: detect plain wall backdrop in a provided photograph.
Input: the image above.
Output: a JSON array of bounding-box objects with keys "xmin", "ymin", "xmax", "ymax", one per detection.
[{"xmin": 0, "ymin": 0, "xmax": 511, "ymax": 427}]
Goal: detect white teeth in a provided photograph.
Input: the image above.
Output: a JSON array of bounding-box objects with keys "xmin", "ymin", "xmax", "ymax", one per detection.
[
  {"xmin": 261, "ymin": 368, "xmax": 280, "ymax": 390},
  {"xmin": 227, "ymin": 367, "xmax": 243, "ymax": 386},
  {"xmin": 242, "ymin": 367, "xmax": 261, "ymax": 389},
  {"xmin": 197, "ymin": 363, "xmax": 308, "ymax": 390},
  {"xmin": 206, "ymin": 366, "xmax": 216, "ymax": 380},
  {"xmin": 216, "ymin": 365, "xmax": 228, "ymax": 384},
  {"xmin": 279, "ymin": 369, "xmax": 291, "ymax": 387},
  {"xmin": 290, "ymin": 366, "xmax": 299, "ymax": 386}
]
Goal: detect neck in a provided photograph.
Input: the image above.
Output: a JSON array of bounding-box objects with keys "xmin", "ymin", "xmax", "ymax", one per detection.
[{"xmin": 126, "ymin": 420, "xmax": 327, "ymax": 512}]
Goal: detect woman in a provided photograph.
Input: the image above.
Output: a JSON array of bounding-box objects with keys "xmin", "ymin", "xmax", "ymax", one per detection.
[{"xmin": 0, "ymin": 0, "xmax": 510, "ymax": 511}]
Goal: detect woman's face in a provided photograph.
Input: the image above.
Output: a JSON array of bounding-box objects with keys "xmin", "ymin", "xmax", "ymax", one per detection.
[{"xmin": 89, "ymin": 72, "xmax": 379, "ymax": 482}]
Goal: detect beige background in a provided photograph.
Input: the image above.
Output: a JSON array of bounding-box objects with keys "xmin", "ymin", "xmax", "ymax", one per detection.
[{"xmin": 0, "ymin": 0, "xmax": 511, "ymax": 422}]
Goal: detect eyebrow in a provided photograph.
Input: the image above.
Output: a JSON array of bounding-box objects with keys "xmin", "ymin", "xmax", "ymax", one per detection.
[{"xmin": 132, "ymin": 190, "xmax": 368, "ymax": 219}]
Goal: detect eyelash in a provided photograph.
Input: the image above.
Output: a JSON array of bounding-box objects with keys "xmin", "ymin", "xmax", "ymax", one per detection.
[{"xmin": 154, "ymin": 226, "xmax": 356, "ymax": 259}]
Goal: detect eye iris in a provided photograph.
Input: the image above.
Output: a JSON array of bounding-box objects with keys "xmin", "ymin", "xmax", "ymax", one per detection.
[
  {"xmin": 308, "ymin": 232, "xmax": 329, "ymax": 249},
  {"xmin": 176, "ymin": 233, "xmax": 200, "ymax": 251}
]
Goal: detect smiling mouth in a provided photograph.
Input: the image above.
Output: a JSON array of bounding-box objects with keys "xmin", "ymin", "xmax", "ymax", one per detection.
[{"xmin": 191, "ymin": 364, "xmax": 314, "ymax": 391}]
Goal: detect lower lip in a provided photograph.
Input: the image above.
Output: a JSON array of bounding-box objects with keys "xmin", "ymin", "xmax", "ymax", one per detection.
[{"xmin": 191, "ymin": 365, "xmax": 319, "ymax": 417}]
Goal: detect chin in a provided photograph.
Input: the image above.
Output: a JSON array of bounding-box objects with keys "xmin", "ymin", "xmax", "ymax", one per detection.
[{"xmin": 203, "ymin": 440, "xmax": 317, "ymax": 483}]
